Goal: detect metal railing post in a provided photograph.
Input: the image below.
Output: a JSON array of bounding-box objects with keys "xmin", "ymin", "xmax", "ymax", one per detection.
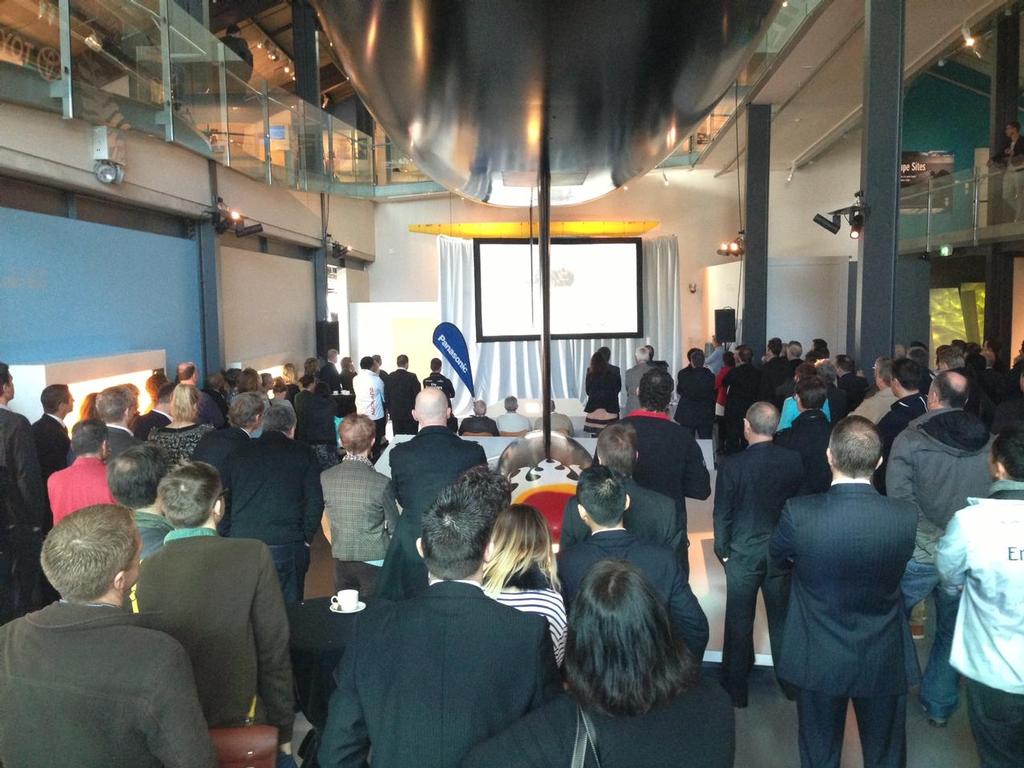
[
  {"xmin": 973, "ymin": 166, "xmax": 981, "ymax": 246},
  {"xmin": 262, "ymin": 80, "xmax": 272, "ymax": 185},
  {"xmin": 217, "ymin": 43, "xmax": 231, "ymax": 167},
  {"xmin": 157, "ymin": 0, "xmax": 175, "ymax": 142},
  {"xmin": 925, "ymin": 177, "xmax": 933, "ymax": 254},
  {"xmin": 326, "ymin": 114, "xmax": 336, "ymax": 185},
  {"xmin": 51, "ymin": 0, "xmax": 73, "ymax": 119}
]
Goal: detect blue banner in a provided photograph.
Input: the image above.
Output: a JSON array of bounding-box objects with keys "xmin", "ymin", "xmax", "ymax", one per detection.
[{"xmin": 432, "ymin": 322, "xmax": 474, "ymax": 396}]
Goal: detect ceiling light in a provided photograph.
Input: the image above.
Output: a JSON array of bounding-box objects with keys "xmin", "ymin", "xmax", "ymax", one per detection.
[
  {"xmin": 623, "ymin": 184, "xmax": 629, "ymax": 191},
  {"xmin": 962, "ymin": 25, "xmax": 975, "ymax": 47},
  {"xmin": 716, "ymin": 231, "xmax": 745, "ymax": 257},
  {"xmin": 84, "ymin": 32, "xmax": 103, "ymax": 52},
  {"xmin": 229, "ymin": 209, "xmax": 242, "ymax": 221},
  {"xmin": 283, "ymin": 65, "xmax": 291, "ymax": 74},
  {"xmin": 848, "ymin": 210, "xmax": 864, "ymax": 239}
]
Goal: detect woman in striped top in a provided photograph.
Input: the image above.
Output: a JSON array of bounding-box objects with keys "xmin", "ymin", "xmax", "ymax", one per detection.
[{"xmin": 483, "ymin": 504, "xmax": 568, "ymax": 665}]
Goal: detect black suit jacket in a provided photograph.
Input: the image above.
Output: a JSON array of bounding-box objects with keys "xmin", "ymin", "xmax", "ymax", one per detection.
[
  {"xmin": 769, "ymin": 484, "xmax": 917, "ymax": 696},
  {"xmin": 713, "ymin": 442, "xmax": 803, "ymax": 561},
  {"xmin": 0, "ymin": 408, "xmax": 46, "ymax": 529},
  {"xmin": 192, "ymin": 426, "xmax": 251, "ymax": 482},
  {"xmin": 674, "ymin": 366, "xmax": 716, "ymax": 433},
  {"xmin": 376, "ymin": 428, "xmax": 487, "ymax": 599},
  {"xmin": 838, "ymin": 372, "xmax": 869, "ymax": 414},
  {"xmin": 558, "ymin": 530, "xmax": 709, "ymax": 660},
  {"xmin": 758, "ymin": 357, "xmax": 792, "ymax": 406},
  {"xmin": 104, "ymin": 426, "xmax": 141, "ymax": 460},
  {"xmin": 774, "ymin": 409, "xmax": 832, "ymax": 495},
  {"xmin": 31, "ymin": 415, "xmax": 69, "ymax": 484},
  {"xmin": 723, "ymin": 364, "xmax": 762, "ymax": 419},
  {"xmin": 384, "ymin": 369, "xmax": 421, "ymax": 433},
  {"xmin": 221, "ymin": 431, "xmax": 323, "ymax": 544},
  {"xmin": 618, "ymin": 414, "xmax": 710, "ymax": 531},
  {"xmin": 318, "ymin": 581, "xmax": 560, "ymax": 768},
  {"xmin": 132, "ymin": 410, "xmax": 170, "ymax": 441},
  {"xmin": 320, "ymin": 363, "xmax": 343, "ymax": 394},
  {"xmin": 560, "ymin": 478, "xmax": 681, "ymax": 551}
]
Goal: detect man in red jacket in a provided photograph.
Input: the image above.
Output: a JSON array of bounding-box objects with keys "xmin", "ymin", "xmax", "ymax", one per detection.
[{"xmin": 48, "ymin": 419, "xmax": 114, "ymax": 525}]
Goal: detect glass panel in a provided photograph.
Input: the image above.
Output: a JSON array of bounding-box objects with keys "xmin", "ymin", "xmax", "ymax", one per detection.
[
  {"xmin": 224, "ymin": 71, "xmax": 266, "ymax": 181},
  {"xmin": 68, "ymin": 0, "xmax": 167, "ymax": 141},
  {"xmin": 267, "ymin": 89, "xmax": 302, "ymax": 187},
  {"xmin": 0, "ymin": 0, "xmax": 65, "ymax": 112}
]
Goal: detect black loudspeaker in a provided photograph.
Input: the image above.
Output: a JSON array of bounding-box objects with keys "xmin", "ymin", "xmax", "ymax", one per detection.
[
  {"xmin": 714, "ymin": 308, "xmax": 736, "ymax": 343},
  {"xmin": 316, "ymin": 320, "xmax": 340, "ymax": 359}
]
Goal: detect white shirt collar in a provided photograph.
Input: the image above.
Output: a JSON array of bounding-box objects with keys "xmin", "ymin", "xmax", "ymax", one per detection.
[
  {"xmin": 831, "ymin": 478, "xmax": 872, "ymax": 486},
  {"xmin": 46, "ymin": 413, "xmax": 66, "ymax": 425},
  {"xmin": 108, "ymin": 424, "xmax": 134, "ymax": 435},
  {"xmin": 152, "ymin": 408, "xmax": 171, "ymax": 419},
  {"xmin": 428, "ymin": 577, "xmax": 483, "ymax": 590}
]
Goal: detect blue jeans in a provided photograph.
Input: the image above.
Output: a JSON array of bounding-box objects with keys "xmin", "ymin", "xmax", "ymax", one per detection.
[
  {"xmin": 901, "ymin": 559, "xmax": 961, "ymax": 719},
  {"xmin": 267, "ymin": 542, "xmax": 310, "ymax": 603}
]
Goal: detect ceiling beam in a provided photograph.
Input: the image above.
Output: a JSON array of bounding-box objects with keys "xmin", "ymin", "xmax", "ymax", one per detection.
[{"xmin": 209, "ymin": 0, "xmax": 286, "ymax": 33}]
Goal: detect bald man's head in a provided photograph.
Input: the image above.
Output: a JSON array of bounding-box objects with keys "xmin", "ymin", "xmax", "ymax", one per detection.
[
  {"xmin": 414, "ymin": 387, "xmax": 450, "ymax": 426},
  {"xmin": 745, "ymin": 401, "xmax": 780, "ymax": 437},
  {"xmin": 930, "ymin": 370, "xmax": 969, "ymax": 410}
]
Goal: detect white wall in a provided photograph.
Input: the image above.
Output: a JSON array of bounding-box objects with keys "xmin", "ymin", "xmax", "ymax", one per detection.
[
  {"xmin": 349, "ymin": 301, "xmax": 441, "ymax": 379},
  {"xmin": 219, "ymin": 247, "xmax": 316, "ymax": 367}
]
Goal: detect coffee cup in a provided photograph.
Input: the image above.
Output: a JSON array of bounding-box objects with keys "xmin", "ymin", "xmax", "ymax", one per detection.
[{"xmin": 331, "ymin": 589, "xmax": 359, "ymax": 612}]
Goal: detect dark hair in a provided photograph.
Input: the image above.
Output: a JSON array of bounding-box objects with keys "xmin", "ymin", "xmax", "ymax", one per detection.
[
  {"xmin": 40, "ymin": 384, "xmax": 71, "ymax": 414},
  {"xmin": 396, "ymin": 354, "xmax": 409, "ymax": 367},
  {"xmin": 812, "ymin": 338, "xmax": 828, "ymax": 351},
  {"xmin": 891, "ymin": 358, "xmax": 922, "ymax": 391},
  {"xmin": 588, "ymin": 350, "xmax": 609, "ymax": 377},
  {"xmin": 235, "ymin": 368, "xmax": 260, "ymax": 394},
  {"xmin": 638, "ymin": 368, "xmax": 673, "ymax": 411},
  {"xmin": 595, "ymin": 422, "xmax": 637, "ymax": 475},
  {"xmin": 0, "ymin": 361, "xmax": 11, "ymax": 388},
  {"xmin": 565, "ymin": 561, "xmax": 695, "ymax": 717},
  {"xmin": 359, "ymin": 356, "xmax": 374, "ymax": 370},
  {"xmin": 722, "ymin": 351, "xmax": 735, "ymax": 368},
  {"xmin": 688, "ymin": 349, "xmax": 706, "ymax": 368},
  {"xmin": 314, "ymin": 381, "xmax": 331, "ymax": 397},
  {"xmin": 156, "ymin": 382, "xmax": 176, "ymax": 403},
  {"xmin": 372, "ymin": 354, "xmax": 382, "ymax": 364},
  {"xmin": 931, "ymin": 370, "xmax": 969, "ymax": 408},
  {"xmin": 1010, "ymin": 121, "xmax": 1022, "ymax": 131},
  {"xmin": 420, "ymin": 481, "xmax": 497, "ymax": 580},
  {"xmin": 226, "ymin": 23, "xmax": 241, "ymax": 34},
  {"xmin": 767, "ymin": 338, "xmax": 783, "ymax": 357},
  {"xmin": 454, "ymin": 466, "xmax": 511, "ymax": 520},
  {"xmin": 735, "ymin": 345, "xmax": 753, "ymax": 364},
  {"xmin": 576, "ymin": 465, "xmax": 626, "ymax": 526},
  {"xmin": 829, "ymin": 416, "xmax": 881, "ymax": 478},
  {"xmin": 299, "ymin": 374, "xmax": 315, "ymax": 387},
  {"xmin": 71, "ymin": 419, "xmax": 108, "ymax": 456},
  {"xmin": 804, "ymin": 350, "xmax": 823, "ymax": 364},
  {"xmin": 907, "ymin": 346, "xmax": 929, "ymax": 370},
  {"xmin": 597, "ymin": 347, "xmax": 612, "ymax": 363},
  {"xmin": 834, "ymin": 354, "xmax": 855, "ymax": 374},
  {"xmin": 228, "ymin": 391, "xmax": 265, "ymax": 429},
  {"xmin": 992, "ymin": 424, "xmax": 1024, "ymax": 480},
  {"xmin": 965, "ymin": 352, "xmax": 986, "ymax": 374},
  {"xmin": 430, "ymin": 358, "xmax": 442, "ymax": 372},
  {"xmin": 107, "ymin": 444, "xmax": 171, "ymax": 509},
  {"xmin": 795, "ymin": 376, "xmax": 828, "ymax": 410},
  {"xmin": 794, "ymin": 362, "xmax": 818, "ymax": 382}
]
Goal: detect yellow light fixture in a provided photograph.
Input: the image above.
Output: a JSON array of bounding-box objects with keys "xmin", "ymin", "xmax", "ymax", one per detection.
[{"xmin": 408, "ymin": 220, "xmax": 658, "ymax": 238}]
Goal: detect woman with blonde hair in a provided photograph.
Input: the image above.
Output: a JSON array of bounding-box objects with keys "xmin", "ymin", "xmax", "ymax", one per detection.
[
  {"xmin": 483, "ymin": 504, "xmax": 567, "ymax": 665},
  {"xmin": 148, "ymin": 383, "xmax": 215, "ymax": 464},
  {"xmin": 281, "ymin": 363, "xmax": 300, "ymax": 402}
]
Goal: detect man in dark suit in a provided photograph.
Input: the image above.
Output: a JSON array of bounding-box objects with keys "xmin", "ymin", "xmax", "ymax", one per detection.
[
  {"xmin": 722, "ymin": 345, "xmax": 763, "ymax": 454},
  {"xmin": 318, "ymin": 475, "xmax": 560, "ymax": 768},
  {"xmin": 674, "ymin": 348, "xmax": 716, "ymax": 439},
  {"xmin": 714, "ymin": 401, "xmax": 803, "ymax": 707},
  {"xmin": 222, "ymin": 404, "xmax": 323, "ymax": 602},
  {"xmin": 319, "ymin": 350, "xmax": 344, "ymax": 394},
  {"xmin": 620, "ymin": 367, "xmax": 710, "ymax": 578},
  {"xmin": 559, "ymin": 466, "xmax": 709, "ymax": 660},
  {"xmin": 132, "ymin": 382, "xmax": 173, "ymax": 441},
  {"xmin": 0, "ymin": 504, "xmax": 216, "ymax": 768},
  {"xmin": 0, "ymin": 362, "xmax": 47, "ymax": 621},
  {"xmin": 758, "ymin": 338, "xmax": 791, "ymax": 407},
  {"xmin": 88, "ymin": 386, "xmax": 141, "ymax": 460},
  {"xmin": 561, "ymin": 421, "xmax": 680, "ymax": 551},
  {"xmin": 192, "ymin": 392, "xmax": 265, "ymax": 484},
  {"xmin": 384, "ymin": 354, "xmax": 421, "ymax": 436},
  {"xmin": 422, "ymin": 358, "xmax": 459, "ymax": 432},
  {"xmin": 775, "ymin": 376, "xmax": 833, "ymax": 495},
  {"xmin": 377, "ymin": 388, "xmax": 486, "ymax": 600},
  {"xmin": 836, "ymin": 355, "xmax": 869, "ymax": 413},
  {"xmin": 770, "ymin": 416, "xmax": 917, "ymax": 768},
  {"xmin": 175, "ymin": 362, "xmax": 224, "ymax": 428},
  {"xmin": 458, "ymin": 400, "xmax": 500, "ymax": 436},
  {"xmin": 32, "ymin": 384, "xmax": 72, "ymax": 489}
]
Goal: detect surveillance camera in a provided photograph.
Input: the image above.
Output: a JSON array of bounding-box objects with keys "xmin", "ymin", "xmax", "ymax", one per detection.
[{"xmin": 93, "ymin": 159, "xmax": 124, "ymax": 185}]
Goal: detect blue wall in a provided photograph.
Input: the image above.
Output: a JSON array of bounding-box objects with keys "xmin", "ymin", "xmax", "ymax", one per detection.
[{"xmin": 0, "ymin": 207, "xmax": 202, "ymax": 370}]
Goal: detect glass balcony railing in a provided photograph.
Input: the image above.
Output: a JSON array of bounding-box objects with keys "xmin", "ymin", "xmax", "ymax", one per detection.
[
  {"xmin": 0, "ymin": 0, "xmax": 442, "ymax": 197},
  {"xmin": 663, "ymin": 0, "xmax": 825, "ymax": 166},
  {"xmin": 898, "ymin": 163, "xmax": 1024, "ymax": 253}
]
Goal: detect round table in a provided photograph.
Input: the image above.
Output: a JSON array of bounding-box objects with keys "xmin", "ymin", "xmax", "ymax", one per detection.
[{"xmin": 287, "ymin": 597, "xmax": 359, "ymax": 730}]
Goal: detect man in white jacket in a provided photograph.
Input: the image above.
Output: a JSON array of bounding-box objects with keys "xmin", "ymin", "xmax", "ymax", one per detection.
[{"xmin": 937, "ymin": 424, "xmax": 1024, "ymax": 768}]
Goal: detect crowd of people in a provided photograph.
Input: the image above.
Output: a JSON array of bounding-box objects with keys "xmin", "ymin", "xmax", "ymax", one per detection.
[{"xmin": 0, "ymin": 333, "xmax": 1021, "ymax": 768}]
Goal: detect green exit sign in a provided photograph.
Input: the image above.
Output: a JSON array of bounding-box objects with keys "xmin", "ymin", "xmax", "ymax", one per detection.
[{"xmin": 939, "ymin": 245, "xmax": 952, "ymax": 257}]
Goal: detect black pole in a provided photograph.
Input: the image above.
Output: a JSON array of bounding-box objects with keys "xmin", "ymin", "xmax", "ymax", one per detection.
[
  {"xmin": 743, "ymin": 103, "xmax": 770, "ymax": 362},
  {"xmin": 855, "ymin": 0, "xmax": 904, "ymax": 367},
  {"xmin": 539, "ymin": 146, "xmax": 552, "ymax": 459}
]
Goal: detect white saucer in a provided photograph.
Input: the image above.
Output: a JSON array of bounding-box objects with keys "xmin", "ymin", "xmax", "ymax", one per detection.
[{"xmin": 330, "ymin": 601, "xmax": 366, "ymax": 614}]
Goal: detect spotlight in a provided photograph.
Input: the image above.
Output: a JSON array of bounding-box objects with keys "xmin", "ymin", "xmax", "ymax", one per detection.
[
  {"xmin": 813, "ymin": 213, "xmax": 841, "ymax": 234},
  {"xmin": 962, "ymin": 25, "xmax": 975, "ymax": 47},
  {"xmin": 229, "ymin": 209, "xmax": 242, "ymax": 221},
  {"xmin": 93, "ymin": 159, "xmax": 124, "ymax": 184},
  {"xmin": 283, "ymin": 65, "xmax": 291, "ymax": 74},
  {"xmin": 848, "ymin": 210, "xmax": 864, "ymax": 239},
  {"xmin": 84, "ymin": 32, "xmax": 103, "ymax": 52},
  {"xmin": 716, "ymin": 231, "xmax": 745, "ymax": 258}
]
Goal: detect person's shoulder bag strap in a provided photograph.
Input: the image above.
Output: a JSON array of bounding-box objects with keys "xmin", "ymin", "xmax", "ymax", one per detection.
[{"xmin": 571, "ymin": 706, "xmax": 601, "ymax": 768}]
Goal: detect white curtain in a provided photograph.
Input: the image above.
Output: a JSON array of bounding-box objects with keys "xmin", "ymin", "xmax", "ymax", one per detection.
[{"xmin": 438, "ymin": 234, "xmax": 681, "ymax": 415}]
